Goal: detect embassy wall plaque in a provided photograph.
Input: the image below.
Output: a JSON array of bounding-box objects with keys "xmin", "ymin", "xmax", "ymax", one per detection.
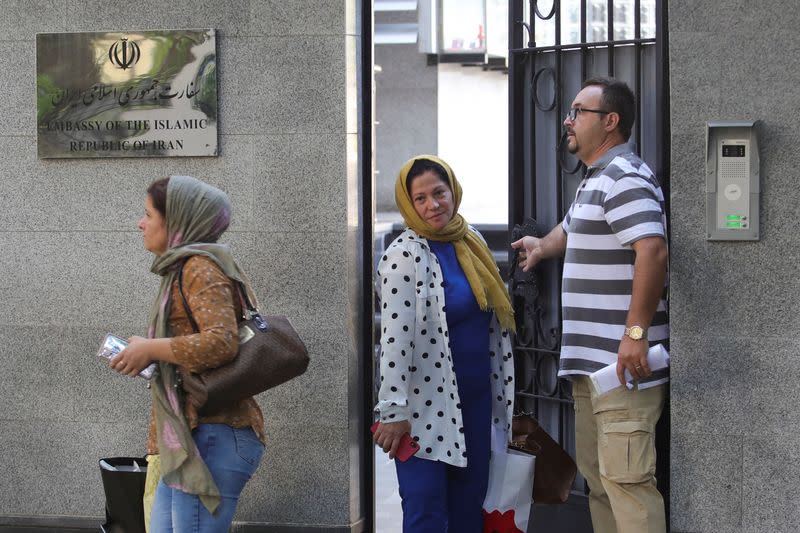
[{"xmin": 36, "ymin": 29, "xmax": 218, "ymax": 158}]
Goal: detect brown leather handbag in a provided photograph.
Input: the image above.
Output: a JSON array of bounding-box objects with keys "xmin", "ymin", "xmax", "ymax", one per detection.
[
  {"xmin": 510, "ymin": 415, "xmax": 578, "ymax": 504},
  {"xmin": 177, "ymin": 265, "xmax": 309, "ymax": 415}
]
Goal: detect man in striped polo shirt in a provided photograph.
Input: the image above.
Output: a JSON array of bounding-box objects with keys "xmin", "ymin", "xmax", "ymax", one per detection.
[{"xmin": 512, "ymin": 77, "xmax": 668, "ymax": 533}]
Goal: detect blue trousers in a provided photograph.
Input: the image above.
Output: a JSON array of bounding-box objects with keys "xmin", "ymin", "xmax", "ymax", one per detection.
[
  {"xmin": 397, "ymin": 240, "xmax": 492, "ymax": 532},
  {"xmin": 150, "ymin": 424, "xmax": 264, "ymax": 533},
  {"xmin": 394, "ymin": 380, "xmax": 491, "ymax": 532}
]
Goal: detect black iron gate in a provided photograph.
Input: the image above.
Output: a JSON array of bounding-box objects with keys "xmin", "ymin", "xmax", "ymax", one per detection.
[{"xmin": 507, "ymin": 1, "xmax": 670, "ymax": 530}]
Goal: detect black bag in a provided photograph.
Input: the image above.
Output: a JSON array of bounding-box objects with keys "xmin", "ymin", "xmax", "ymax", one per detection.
[
  {"xmin": 99, "ymin": 457, "xmax": 147, "ymax": 533},
  {"xmin": 177, "ymin": 263, "xmax": 310, "ymax": 415}
]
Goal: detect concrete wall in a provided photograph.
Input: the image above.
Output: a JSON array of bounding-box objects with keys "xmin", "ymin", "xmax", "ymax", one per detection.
[
  {"xmin": 669, "ymin": 2, "xmax": 800, "ymax": 532},
  {"xmin": 374, "ymin": 42, "xmax": 437, "ymax": 214},
  {"xmin": 0, "ymin": 1, "xmax": 367, "ymax": 530},
  {"xmin": 374, "ymin": 49, "xmax": 508, "ymax": 224}
]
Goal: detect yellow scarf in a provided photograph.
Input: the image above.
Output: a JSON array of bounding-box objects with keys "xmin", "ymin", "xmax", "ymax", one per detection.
[{"xmin": 395, "ymin": 155, "xmax": 515, "ymax": 332}]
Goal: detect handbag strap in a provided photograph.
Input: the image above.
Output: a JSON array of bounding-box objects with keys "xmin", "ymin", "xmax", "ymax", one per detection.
[
  {"xmin": 177, "ymin": 262, "xmax": 201, "ymax": 334},
  {"xmin": 176, "ymin": 259, "xmax": 258, "ymax": 335}
]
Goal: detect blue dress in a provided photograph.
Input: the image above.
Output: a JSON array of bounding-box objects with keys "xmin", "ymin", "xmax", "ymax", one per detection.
[{"xmin": 395, "ymin": 240, "xmax": 493, "ymax": 532}]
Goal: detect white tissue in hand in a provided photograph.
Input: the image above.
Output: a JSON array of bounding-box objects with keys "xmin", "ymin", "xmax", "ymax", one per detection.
[{"xmin": 589, "ymin": 344, "xmax": 670, "ymax": 395}]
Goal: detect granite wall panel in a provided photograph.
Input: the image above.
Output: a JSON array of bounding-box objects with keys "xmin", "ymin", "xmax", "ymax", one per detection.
[
  {"xmin": 252, "ymin": 134, "xmax": 347, "ymax": 233},
  {"xmin": 0, "ymin": 0, "xmax": 364, "ymax": 528},
  {"xmin": 670, "ymin": 336, "xmax": 800, "ymax": 435},
  {"xmin": 670, "ymin": 4, "xmax": 800, "ymax": 531},
  {"xmin": 670, "ymin": 432, "xmax": 742, "ymax": 533},
  {"xmin": 62, "ymin": 0, "xmax": 252, "ymax": 35},
  {"xmin": 237, "ymin": 423, "xmax": 351, "ymax": 524},
  {"xmin": 0, "ymin": 0, "xmax": 64, "ymax": 40},
  {"xmin": 219, "ymin": 36, "xmax": 347, "ymax": 136},
  {"xmin": 0, "ymin": 137, "xmax": 74, "ymax": 230},
  {"xmin": 0, "ymin": 41, "xmax": 34, "ymax": 136},
  {"xmin": 0, "ymin": 420, "xmax": 146, "ymax": 516},
  {"xmin": 62, "ymin": 134, "xmax": 255, "ymax": 232},
  {"xmin": 249, "ymin": 0, "xmax": 350, "ymax": 37},
  {"xmin": 742, "ymin": 435, "xmax": 800, "ymax": 533},
  {"xmin": 244, "ymin": 231, "xmax": 350, "ymax": 328},
  {"xmin": 668, "ymin": 0, "xmax": 748, "ymax": 34},
  {"xmin": 0, "ymin": 232, "xmax": 155, "ymax": 329}
]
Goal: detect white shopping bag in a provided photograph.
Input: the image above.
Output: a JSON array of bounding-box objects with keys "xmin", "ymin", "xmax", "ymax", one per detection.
[{"xmin": 482, "ymin": 448, "xmax": 535, "ymax": 533}]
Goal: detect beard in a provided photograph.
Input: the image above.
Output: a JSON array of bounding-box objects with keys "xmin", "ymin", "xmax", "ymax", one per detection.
[{"xmin": 566, "ymin": 133, "xmax": 578, "ymax": 154}]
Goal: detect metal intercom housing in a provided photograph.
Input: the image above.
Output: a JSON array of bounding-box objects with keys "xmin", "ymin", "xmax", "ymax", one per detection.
[{"xmin": 706, "ymin": 120, "xmax": 760, "ymax": 241}]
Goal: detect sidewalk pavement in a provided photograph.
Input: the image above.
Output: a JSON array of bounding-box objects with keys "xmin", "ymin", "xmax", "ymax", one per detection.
[{"xmin": 374, "ymin": 445, "xmax": 402, "ymax": 533}]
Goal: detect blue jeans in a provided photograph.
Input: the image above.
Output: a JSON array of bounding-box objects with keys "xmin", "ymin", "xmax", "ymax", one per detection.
[{"xmin": 150, "ymin": 424, "xmax": 265, "ymax": 533}]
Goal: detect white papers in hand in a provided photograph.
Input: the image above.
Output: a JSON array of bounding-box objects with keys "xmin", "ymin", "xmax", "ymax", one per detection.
[{"xmin": 589, "ymin": 344, "xmax": 670, "ymax": 395}]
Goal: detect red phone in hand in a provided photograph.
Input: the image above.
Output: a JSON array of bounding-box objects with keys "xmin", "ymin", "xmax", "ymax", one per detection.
[{"xmin": 371, "ymin": 421, "xmax": 420, "ymax": 462}]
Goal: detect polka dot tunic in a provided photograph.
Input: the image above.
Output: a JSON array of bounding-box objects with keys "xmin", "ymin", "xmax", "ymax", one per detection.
[{"xmin": 375, "ymin": 228, "xmax": 515, "ymax": 468}]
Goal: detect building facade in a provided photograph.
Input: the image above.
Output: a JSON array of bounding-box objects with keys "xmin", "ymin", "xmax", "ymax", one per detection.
[{"xmin": 1, "ymin": 0, "xmax": 798, "ymax": 532}]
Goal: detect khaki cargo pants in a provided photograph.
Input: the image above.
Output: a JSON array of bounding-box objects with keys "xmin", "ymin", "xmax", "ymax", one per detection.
[{"xmin": 572, "ymin": 375, "xmax": 666, "ymax": 533}]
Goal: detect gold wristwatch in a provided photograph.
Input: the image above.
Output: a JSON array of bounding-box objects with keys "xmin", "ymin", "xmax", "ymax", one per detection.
[{"xmin": 624, "ymin": 325, "xmax": 646, "ymax": 340}]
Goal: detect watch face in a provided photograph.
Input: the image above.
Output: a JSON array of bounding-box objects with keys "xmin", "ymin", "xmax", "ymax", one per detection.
[{"xmin": 629, "ymin": 326, "xmax": 644, "ymax": 340}]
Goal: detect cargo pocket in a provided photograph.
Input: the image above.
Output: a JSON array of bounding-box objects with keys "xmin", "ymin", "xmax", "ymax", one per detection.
[{"xmin": 598, "ymin": 419, "xmax": 654, "ymax": 484}]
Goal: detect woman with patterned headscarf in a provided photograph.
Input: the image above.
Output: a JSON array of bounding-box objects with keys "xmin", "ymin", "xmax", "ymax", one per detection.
[
  {"xmin": 110, "ymin": 175, "xmax": 264, "ymax": 532},
  {"xmin": 372, "ymin": 155, "xmax": 516, "ymax": 531}
]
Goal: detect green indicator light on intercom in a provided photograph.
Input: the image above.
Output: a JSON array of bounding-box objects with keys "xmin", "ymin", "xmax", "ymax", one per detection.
[
  {"xmin": 726, "ymin": 221, "xmax": 743, "ymax": 228},
  {"xmin": 726, "ymin": 215, "xmax": 742, "ymax": 221}
]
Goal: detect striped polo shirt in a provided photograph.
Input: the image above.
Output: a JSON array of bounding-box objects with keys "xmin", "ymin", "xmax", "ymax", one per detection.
[{"xmin": 559, "ymin": 143, "xmax": 669, "ymax": 388}]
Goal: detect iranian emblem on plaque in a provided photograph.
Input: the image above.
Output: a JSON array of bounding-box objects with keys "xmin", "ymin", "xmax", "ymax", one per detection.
[{"xmin": 108, "ymin": 37, "xmax": 141, "ymax": 70}]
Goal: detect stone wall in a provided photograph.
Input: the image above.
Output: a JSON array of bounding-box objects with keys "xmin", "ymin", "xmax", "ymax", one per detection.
[
  {"xmin": 374, "ymin": 42, "xmax": 437, "ymax": 214},
  {"xmin": 669, "ymin": 2, "xmax": 800, "ymax": 531},
  {"xmin": 0, "ymin": 1, "xmax": 367, "ymax": 530}
]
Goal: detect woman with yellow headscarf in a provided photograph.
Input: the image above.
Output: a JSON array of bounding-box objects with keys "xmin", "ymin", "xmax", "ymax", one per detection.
[{"xmin": 372, "ymin": 155, "xmax": 515, "ymax": 532}]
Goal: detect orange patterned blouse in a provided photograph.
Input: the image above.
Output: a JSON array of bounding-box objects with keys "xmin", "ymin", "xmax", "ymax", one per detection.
[{"xmin": 146, "ymin": 255, "xmax": 265, "ymax": 454}]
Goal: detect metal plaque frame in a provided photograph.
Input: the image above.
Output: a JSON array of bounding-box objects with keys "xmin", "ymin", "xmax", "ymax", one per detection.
[{"xmin": 36, "ymin": 29, "xmax": 218, "ymax": 158}]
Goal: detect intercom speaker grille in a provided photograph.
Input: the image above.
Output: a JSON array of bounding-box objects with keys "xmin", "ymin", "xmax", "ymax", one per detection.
[{"xmin": 719, "ymin": 159, "xmax": 748, "ymax": 181}]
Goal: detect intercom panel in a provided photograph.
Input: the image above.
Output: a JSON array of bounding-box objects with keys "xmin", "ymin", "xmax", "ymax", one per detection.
[{"xmin": 706, "ymin": 121, "xmax": 760, "ymax": 241}]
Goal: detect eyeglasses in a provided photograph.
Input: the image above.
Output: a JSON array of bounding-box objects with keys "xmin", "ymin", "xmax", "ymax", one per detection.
[{"xmin": 565, "ymin": 107, "xmax": 610, "ymax": 122}]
